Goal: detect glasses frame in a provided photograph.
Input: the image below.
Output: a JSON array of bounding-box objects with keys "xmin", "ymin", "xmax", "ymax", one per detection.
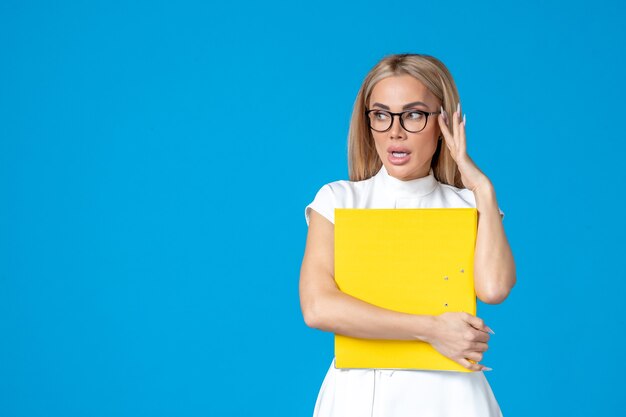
[{"xmin": 364, "ymin": 108, "xmax": 442, "ymax": 133}]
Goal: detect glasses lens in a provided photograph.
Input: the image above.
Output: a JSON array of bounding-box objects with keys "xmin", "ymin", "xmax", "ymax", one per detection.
[
  {"xmin": 402, "ymin": 111, "xmax": 426, "ymax": 132},
  {"xmin": 368, "ymin": 110, "xmax": 392, "ymax": 132}
]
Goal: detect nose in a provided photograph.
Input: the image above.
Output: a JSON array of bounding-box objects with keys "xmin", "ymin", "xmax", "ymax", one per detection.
[{"xmin": 388, "ymin": 114, "xmax": 406, "ymax": 139}]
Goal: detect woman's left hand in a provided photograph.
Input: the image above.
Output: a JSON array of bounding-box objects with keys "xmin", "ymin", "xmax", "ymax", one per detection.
[{"xmin": 438, "ymin": 102, "xmax": 491, "ymax": 193}]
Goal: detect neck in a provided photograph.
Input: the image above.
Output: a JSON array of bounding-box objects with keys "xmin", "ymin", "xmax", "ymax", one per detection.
[{"xmin": 384, "ymin": 164, "xmax": 432, "ymax": 181}]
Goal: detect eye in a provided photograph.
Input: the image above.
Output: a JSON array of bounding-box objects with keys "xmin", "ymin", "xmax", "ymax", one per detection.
[
  {"xmin": 406, "ymin": 111, "xmax": 425, "ymax": 120},
  {"xmin": 373, "ymin": 111, "xmax": 390, "ymax": 120}
]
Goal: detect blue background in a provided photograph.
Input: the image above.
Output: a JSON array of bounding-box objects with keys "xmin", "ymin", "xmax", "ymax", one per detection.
[{"xmin": 2, "ymin": 0, "xmax": 625, "ymax": 416}]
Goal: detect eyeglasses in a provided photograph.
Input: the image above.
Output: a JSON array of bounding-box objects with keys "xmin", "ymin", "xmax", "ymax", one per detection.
[{"xmin": 365, "ymin": 108, "xmax": 441, "ymax": 133}]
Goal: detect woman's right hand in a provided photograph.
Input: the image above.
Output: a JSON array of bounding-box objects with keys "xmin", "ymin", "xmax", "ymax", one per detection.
[{"xmin": 426, "ymin": 312, "xmax": 493, "ymax": 372}]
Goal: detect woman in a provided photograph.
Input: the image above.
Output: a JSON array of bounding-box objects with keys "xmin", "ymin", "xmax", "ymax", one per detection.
[{"xmin": 299, "ymin": 53, "xmax": 516, "ymax": 416}]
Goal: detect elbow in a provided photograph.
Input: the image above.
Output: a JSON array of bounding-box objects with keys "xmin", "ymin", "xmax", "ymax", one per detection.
[
  {"xmin": 475, "ymin": 264, "xmax": 517, "ymax": 304},
  {"xmin": 302, "ymin": 288, "xmax": 338, "ymax": 330},
  {"xmin": 303, "ymin": 307, "xmax": 319, "ymax": 329},
  {"xmin": 480, "ymin": 290, "xmax": 509, "ymax": 305},
  {"xmin": 479, "ymin": 279, "xmax": 516, "ymax": 305},
  {"xmin": 302, "ymin": 297, "xmax": 326, "ymax": 330}
]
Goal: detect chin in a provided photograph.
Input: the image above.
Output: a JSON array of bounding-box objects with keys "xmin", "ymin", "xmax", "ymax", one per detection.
[{"xmin": 388, "ymin": 164, "xmax": 414, "ymax": 177}]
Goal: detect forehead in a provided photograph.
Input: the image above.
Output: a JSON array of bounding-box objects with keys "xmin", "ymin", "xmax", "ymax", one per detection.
[{"xmin": 369, "ymin": 74, "xmax": 435, "ymax": 105}]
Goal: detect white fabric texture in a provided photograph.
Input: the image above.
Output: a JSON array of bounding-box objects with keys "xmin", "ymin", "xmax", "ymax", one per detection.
[
  {"xmin": 305, "ymin": 164, "xmax": 504, "ymax": 227},
  {"xmin": 304, "ymin": 164, "xmax": 504, "ymax": 417}
]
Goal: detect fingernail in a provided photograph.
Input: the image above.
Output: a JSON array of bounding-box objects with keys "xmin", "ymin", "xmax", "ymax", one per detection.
[
  {"xmin": 457, "ymin": 101, "xmax": 460, "ymax": 116},
  {"xmin": 482, "ymin": 367, "xmax": 493, "ymax": 371},
  {"xmin": 462, "ymin": 114, "xmax": 466, "ymax": 126},
  {"xmin": 486, "ymin": 326, "xmax": 495, "ymax": 335}
]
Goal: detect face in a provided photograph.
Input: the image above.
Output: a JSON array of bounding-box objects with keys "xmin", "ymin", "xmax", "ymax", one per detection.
[{"xmin": 367, "ymin": 74, "xmax": 442, "ymax": 181}]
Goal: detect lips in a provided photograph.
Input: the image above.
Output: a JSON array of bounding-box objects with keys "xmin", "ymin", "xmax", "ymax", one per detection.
[
  {"xmin": 388, "ymin": 149, "xmax": 411, "ymax": 165},
  {"xmin": 388, "ymin": 146, "xmax": 411, "ymax": 153}
]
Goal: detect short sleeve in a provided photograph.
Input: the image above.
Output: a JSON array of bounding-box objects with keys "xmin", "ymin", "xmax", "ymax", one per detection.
[
  {"xmin": 457, "ymin": 187, "xmax": 504, "ymax": 220},
  {"xmin": 304, "ymin": 184, "xmax": 335, "ymax": 226}
]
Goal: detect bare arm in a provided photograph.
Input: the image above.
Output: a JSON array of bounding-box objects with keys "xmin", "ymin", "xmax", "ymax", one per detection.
[
  {"xmin": 436, "ymin": 103, "xmax": 516, "ymax": 305},
  {"xmin": 299, "ymin": 209, "xmax": 437, "ymax": 342},
  {"xmin": 299, "ymin": 208, "xmax": 493, "ymax": 372},
  {"xmin": 473, "ymin": 181, "xmax": 517, "ymax": 304}
]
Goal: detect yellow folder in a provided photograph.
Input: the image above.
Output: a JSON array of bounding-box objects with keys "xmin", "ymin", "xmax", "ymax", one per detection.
[{"xmin": 334, "ymin": 208, "xmax": 478, "ymax": 372}]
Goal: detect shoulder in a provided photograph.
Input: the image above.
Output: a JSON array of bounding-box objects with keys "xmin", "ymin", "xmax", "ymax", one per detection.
[
  {"xmin": 438, "ymin": 183, "xmax": 505, "ymax": 219},
  {"xmin": 438, "ymin": 183, "xmax": 477, "ymax": 205},
  {"xmin": 325, "ymin": 177, "xmax": 371, "ymax": 202},
  {"xmin": 304, "ymin": 177, "xmax": 374, "ymax": 226}
]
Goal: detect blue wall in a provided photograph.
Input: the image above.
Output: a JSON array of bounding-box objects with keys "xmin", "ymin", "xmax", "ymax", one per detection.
[{"xmin": 1, "ymin": 0, "xmax": 624, "ymax": 415}]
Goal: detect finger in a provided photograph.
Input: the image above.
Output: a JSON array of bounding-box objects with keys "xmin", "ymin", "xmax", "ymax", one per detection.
[
  {"xmin": 442, "ymin": 130, "xmax": 454, "ymax": 155},
  {"xmin": 438, "ymin": 110, "xmax": 453, "ymax": 140},
  {"xmin": 466, "ymin": 329, "xmax": 490, "ymax": 347},
  {"xmin": 452, "ymin": 102, "xmax": 460, "ymax": 147},
  {"xmin": 472, "ymin": 341, "xmax": 489, "ymax": 352},
  {"xmin": 458, "ymin": 357, "xmax": 485, "ymax": 372},
  {"xmin": 438, "ymin": 111, "xmax": 456, "ymax": 154},
  {"xmin": 473, "ymin": 330, "xmax": 491, "ymax": 343},
  {"xmin": 459, "ymin": 112, "xmax": 467, "ymax": 155},
  {"xmin": 463, "ymin": 312, "xmax": 490, "ymax": 333},
  {"xmin": 465, "ymin": 350, "xmax": 484, "ymax": 363},
  {"xmin": 439, "ymin": 105, "xmax": 449, "ymax": 127}
]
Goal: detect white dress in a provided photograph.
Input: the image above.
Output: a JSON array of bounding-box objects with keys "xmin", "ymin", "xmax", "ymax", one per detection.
[{"xmin": 304, "ymin": 164, "xmax": 504, "ymax": 417}]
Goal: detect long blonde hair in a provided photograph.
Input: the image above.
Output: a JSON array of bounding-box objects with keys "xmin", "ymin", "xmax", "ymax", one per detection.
[{"xmin": 347, "ymin": 53, "xmax": 463, "ymax": 187}]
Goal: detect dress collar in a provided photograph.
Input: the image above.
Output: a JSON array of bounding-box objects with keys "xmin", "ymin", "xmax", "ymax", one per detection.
[{"xmin": 375, "ymin": 164, "xmax": 439, "ymax": 199}]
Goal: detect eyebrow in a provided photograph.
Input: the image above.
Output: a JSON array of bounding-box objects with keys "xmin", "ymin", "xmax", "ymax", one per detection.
[{"xmin": 371, "ymin": 101, "xmax": 430, "ymax": 110}]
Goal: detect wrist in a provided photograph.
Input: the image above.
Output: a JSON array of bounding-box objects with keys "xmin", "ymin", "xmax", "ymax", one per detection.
[
  {"xmin": 474, "ymin": 184, "xmax": 500, "ymax": 216},
  {"xmin": 414, "ymin": 314, "xmax": 439, "ymax": 343},
  {"xmin": 473, "ymin": 178, "xmax": 495, "ymax": 198}
]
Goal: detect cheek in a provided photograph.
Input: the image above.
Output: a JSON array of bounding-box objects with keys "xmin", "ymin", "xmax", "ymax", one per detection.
[
  {"xmin": 372, "ymin": 134, "xmax": 385, "ymax": 150},
  {"xmin": 409, "ymin": 136, "xmax": 439, "ymax": 155}
]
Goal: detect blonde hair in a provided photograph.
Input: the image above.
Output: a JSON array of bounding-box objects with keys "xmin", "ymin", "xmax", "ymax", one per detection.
[{"xmin": 347, "ymin": 53, "xmax": 464, "ymax": 187}]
